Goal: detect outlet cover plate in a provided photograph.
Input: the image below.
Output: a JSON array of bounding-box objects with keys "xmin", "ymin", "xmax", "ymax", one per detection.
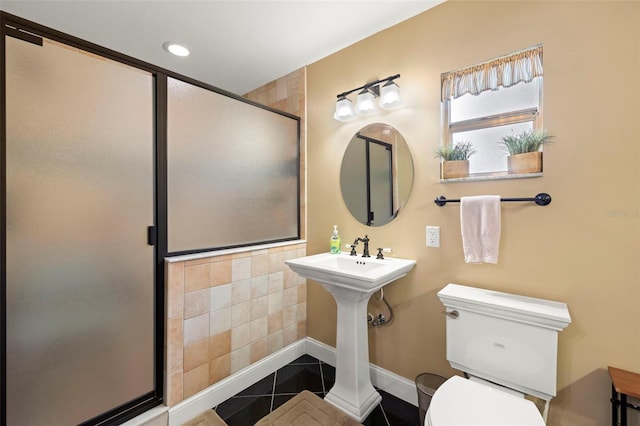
[{"xmin": 426, "ymin": 226, "xmax": 440, "ymax": 248}]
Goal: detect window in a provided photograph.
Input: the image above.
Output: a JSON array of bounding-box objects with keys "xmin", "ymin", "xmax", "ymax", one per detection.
[{"xmin": 441, "ymin": 46, "xmax": 543, "ymax": 179}]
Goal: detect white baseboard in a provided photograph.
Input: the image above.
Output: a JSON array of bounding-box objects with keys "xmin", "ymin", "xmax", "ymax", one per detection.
[
  {"xmin": 370, "ymin": 363, "xmax": 419, "ymax": 406},
  {"xmin": 304, "ymin": 336, "xmax": 336, "ymax": 366},
  {"xmin": 167, "ymin": 337, "xmax": 417, "ymax": 425}
]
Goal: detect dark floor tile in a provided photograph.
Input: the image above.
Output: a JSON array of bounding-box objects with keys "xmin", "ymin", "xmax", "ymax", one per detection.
[
  {"xmin": 320, "ymin": 362, "xmax": 335, "ymax": 393},
  {"xmin": 362, "ymin": 404, "xmax": 389, "ymax": 426},
  {"xmin": 271, "ymin": 393, "xmax": 298, "ymax": 412},
  {"xmin": 274, "ymin": 363, "xmax": 324, "ymax": 394},
  {"xmin": 379, "ymin": 389, "xmax": 421, "ymax": 426},
  {"xmin": 383, "ymin": 410, "xmax": 421, "ymax": 426},
  {"xmin": 289, "ymin": 354, "xmax": 320, "ymax": 365},
  {"xmin": 214, "ymin": 396, "xmax": 248, "ymax": 419},
  {"xmin": 216, "ymin": 396, "xmax": 272, "ymax": 425},
  {"xmin": 235, "ymin": 372, "xmax": 275, "ymax": 397}
]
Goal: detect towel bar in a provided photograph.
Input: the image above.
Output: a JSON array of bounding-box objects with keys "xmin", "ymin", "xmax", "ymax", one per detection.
[{"xmin": 434, "ymin": 193, "xmax": 551, "ymax": 207}]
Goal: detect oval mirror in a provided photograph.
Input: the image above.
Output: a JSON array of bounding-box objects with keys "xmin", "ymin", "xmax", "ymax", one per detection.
[{"xmin": 340, "ymin": 123, "xmax": 414, "ymax": 226}]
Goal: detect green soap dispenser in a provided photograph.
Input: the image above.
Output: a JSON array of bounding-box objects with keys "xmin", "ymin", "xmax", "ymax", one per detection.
[{"xmin": 330, "ymin": 225, "xmax": 341, "ymax": 254}]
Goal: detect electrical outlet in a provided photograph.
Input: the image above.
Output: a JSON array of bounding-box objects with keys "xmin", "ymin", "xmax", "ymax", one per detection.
[{"xmin": 426, "ymin": 226, "xmax": 440, "ymax": 248}]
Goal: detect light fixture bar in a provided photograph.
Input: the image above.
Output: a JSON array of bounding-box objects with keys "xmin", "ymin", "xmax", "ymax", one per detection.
[
  {"xmin": 335, "ymin": 74, "xmax": 400, "ymax": 99},
  {"xmin": 333, "ymin": 74, "xmax": 402, "ymax": 121}
]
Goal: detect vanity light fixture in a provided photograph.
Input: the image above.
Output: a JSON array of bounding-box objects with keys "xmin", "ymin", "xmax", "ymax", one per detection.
[
  {"xmin": 333, "ymin": 74, "xmax": 401, "ymax": 121},
  {"xmin": 162, "ymin": 41, "xmax": 190, "ymax": 57}
]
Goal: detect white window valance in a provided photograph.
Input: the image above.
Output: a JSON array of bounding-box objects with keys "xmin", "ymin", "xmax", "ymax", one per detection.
[{"xmin": 441, "ymin": 45, "xmax": 543, "ymax": 101}]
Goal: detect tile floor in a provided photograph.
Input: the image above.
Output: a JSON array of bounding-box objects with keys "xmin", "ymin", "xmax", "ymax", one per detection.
[{"xmin": 213, "ymin": 354, "xmax": 421, "ymax": 425}]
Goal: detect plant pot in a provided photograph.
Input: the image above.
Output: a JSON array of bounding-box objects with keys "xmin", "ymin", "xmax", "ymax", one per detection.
[
  {"xmin": 507, "ymin": 151, "xmax": 542, "ymax": 174},
  {"xmin": 442, "ymin": 160, "xmax": 469, "ymax": 179}
]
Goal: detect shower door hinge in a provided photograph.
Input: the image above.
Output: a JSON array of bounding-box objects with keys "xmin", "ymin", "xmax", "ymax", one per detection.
[{"xmin": 147, "ymin": 226, "xmax": 157, "ymax": 246}]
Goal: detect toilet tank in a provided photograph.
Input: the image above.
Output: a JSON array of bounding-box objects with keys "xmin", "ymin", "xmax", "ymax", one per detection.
[{"xmin": 437, "ymin": 284, "xmax": 571, "ymax": 401}]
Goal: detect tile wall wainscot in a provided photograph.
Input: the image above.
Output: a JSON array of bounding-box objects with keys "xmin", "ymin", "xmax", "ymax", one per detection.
[{"xmin": 165, "ymin": 242, "xmax": 307, "ymax": 406}]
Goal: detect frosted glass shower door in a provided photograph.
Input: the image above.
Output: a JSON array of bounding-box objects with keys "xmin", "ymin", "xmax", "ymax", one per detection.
[{"xmin": 5, "ymin": 36, "xmax": 155, "ymax": 424}]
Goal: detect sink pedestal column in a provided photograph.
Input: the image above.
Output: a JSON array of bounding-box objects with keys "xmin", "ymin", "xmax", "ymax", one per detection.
[
  {"xmin": 285, "ymin": 252, "xmax": 416, "ymax": 421},
  {"xmin": 321, "ymin": 285, "xmax": 381, "ymax": 422}
]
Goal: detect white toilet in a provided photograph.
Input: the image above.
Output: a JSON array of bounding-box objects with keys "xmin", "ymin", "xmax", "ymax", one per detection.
[{"xmin": 427, "ymin": 283, "xmax": 571, "ymax": 426}]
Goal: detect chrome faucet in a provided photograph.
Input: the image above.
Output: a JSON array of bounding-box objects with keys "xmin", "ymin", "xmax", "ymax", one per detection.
[{"xmin": 350, "ymin": 235, "xmax": 370, "ymax": 257}]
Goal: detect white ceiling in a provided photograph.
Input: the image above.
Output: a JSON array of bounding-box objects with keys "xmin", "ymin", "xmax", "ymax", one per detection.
[{"xmin": 1, "ymin": 0, "xmax": 444, "ymax": 95}]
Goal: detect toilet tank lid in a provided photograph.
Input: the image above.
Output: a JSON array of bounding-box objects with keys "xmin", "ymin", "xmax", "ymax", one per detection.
[{"xmin": 438, "ymin": 283, "xmax": 571, "ymax": 330}]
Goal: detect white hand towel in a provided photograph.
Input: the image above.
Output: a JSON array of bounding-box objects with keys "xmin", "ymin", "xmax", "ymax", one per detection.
[{"xmin": 460, "ymin": 195, "xmax": 501, "ymax": 264}]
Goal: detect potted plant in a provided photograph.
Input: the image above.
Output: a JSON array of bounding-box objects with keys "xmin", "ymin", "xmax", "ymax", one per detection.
[
  {"xmin": 436, "ymin": 141, "xmax": 476, "ymax": 179},
  {"xmin": 500, "ymin": 129, "xmax": 553, "ymax": 174}
]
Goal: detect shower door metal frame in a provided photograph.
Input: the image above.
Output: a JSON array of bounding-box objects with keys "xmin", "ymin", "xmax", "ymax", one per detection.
[
  {"xmin": 0, "ymin": 12, "xmax": 165, "ymax": 425},
  {"xmin": 1, "ymin": 10, "xmax": 302, "ymax": 425}
]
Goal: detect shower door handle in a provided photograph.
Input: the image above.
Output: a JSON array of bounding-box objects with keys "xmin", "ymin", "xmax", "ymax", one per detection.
[{"xmin": 147, "ymin": 226, "xmax": 157, "ymax": 246}]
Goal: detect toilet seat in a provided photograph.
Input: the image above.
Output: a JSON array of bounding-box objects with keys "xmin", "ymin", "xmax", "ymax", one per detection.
[{"xmin": 426, "ymin": 376, "xmax": 546, "ymax": 426}]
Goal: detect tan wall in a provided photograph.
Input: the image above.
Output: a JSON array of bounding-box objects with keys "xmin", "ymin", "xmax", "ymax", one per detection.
[{"xmin": 305, "ymin": 1, "xmax": 640, "ymax": 425}]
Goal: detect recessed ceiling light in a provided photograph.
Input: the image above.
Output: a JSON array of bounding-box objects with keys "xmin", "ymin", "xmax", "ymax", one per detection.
[{"xmin": 162, "ymin": 41, "xmax": 190, "ymax": 57}]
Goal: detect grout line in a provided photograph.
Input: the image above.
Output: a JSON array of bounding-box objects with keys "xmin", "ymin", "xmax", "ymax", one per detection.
[
  {"xmin": 319, "ymin": 359, "xmax": 326, "ymax": 395},
  {"xmin": 269, "ymin": 369, "xmax": 278, "ymax": 412},
  {"xmin": 379, "ymin": 403, "xmax": 391, "ymax": 426}
]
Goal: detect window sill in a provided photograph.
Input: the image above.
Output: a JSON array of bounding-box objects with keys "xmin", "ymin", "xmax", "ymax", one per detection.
[{"xmin": 440, "ymin": 172, "xmax": 543, "ymax": 183}]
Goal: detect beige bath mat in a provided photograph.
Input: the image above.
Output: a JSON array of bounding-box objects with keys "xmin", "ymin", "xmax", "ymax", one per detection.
[
  {"xmin": 181, "ymin": 409, "xmax": 227, "ymax": 426},
  {"xmin": 255, "ymin": 390, "xmax": 363, "ymax": 426}
]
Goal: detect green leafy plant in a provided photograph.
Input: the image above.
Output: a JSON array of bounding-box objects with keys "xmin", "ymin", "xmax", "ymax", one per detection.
[
  {"xmin": 500, "ymin": 129, "xmax": 553, "ymax": 155},
  {"xmin": 435, "ymin": 141, "xmax": 476, "ymax": 161}
]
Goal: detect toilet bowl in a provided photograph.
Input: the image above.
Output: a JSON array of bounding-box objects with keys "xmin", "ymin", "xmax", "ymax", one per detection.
[
  {"xmin": 425, "ymin": 376, "xmax": 545, "ymax": 425},
  {"xmin": 431, "ymin": 283, "xmax": 571, "ymax": 426}
]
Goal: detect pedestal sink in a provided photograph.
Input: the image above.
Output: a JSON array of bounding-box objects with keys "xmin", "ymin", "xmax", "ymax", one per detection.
[{"xmin": 285, "ymin": 252, "xmax": 416, "ymax": 421}]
